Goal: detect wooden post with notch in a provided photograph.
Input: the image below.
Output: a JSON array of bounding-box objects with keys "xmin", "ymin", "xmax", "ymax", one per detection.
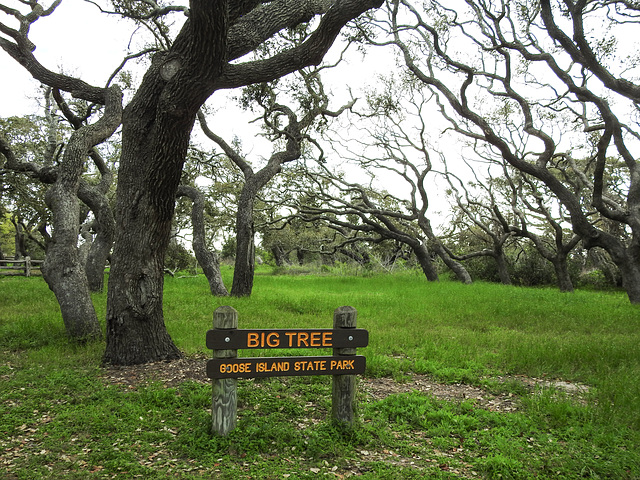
[
  {"xmin": 211, "ymin": 305, "xmax": 238, "ymax": 436},
  {"xmin": 332, "ymin": 305, "xmax": 358, "ymax": 425}
]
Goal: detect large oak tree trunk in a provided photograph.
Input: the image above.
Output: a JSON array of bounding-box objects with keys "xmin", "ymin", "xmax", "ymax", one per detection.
[
  {"xmin": 104, "ymin": 4, "xmax": 229, "ymax": 364},
  {"xmin": 103, "ymin": 91, "xmax": 197, "ymax": 364},
  {"xmin": 102, "ymin": 0, "xmax": 384, "ymax": 363}
]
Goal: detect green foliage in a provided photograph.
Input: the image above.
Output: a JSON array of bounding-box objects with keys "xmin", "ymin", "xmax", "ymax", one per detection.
[
  {"xmin": 0, "ymin": 115, "xmax": 54, "ymax": 257},
  {"xmin": 508, "ymin": 245, "xmax": 557, "ymax": 287},
  {"xmin": 0, "ymin": 213, "xmax": 15, "ymax": 257},
  {"xmin": 220, "ymin": 237, "xmax": 236, "ymax": 261},
  {"xmin": 164, "ymin": 242, "xmax": 196, "ymax": 274}
]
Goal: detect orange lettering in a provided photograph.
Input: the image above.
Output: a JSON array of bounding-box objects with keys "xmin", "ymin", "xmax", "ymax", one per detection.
[
  {"xmin": 247, "ymin": 332, "xmax": 259, "ymax": 348},
  {"xmin": 298, "ymin": 332, "xmax": 309, "ymax": 347},
  {"xmin": 322, "ymin": 331, "xmax": 332, "ymax": 347},
  {"xmin": 267, "ymin": 332, "xmax": 280, "ymax": 347},
  {"xmin": 285, "ymin": 332, "xmax": 296, "ymax": 347},
  {"xmin": 310, "ymin": 332, "xmax": 321, "ymax": 347}
]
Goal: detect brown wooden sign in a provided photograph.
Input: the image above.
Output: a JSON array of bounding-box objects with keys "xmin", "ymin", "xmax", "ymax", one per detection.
[
  {"xmin": 206, "ymin": 328, "xmax": 369, "ymax": 350},
  {"xmin": 209, "ymin": 306, "xmax": 366, "ymax": 435},
  {"xmin": 207, "ymin": 355, "xmax": 366, "ymax": 379}
]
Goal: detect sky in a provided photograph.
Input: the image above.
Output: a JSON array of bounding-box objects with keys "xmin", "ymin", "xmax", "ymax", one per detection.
[
  {"xmin": 0, "ymin": 0, "xmax": 138, "ymax": 117},
  {"xmin": 0, "ymin": 1, "xmax": 390, "ymax": 155},
  {"xmin": 0, "ymin": 0, "xmax": 454, "ymax": 231}
]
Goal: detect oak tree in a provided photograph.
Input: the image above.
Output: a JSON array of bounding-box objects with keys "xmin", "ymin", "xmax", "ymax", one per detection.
[
  {"xmin": 1, "ymin": 0, "xmax": 383, "ymax": 362},
  {"xmin": 379, "ymin": 0, "xmax": 640, "ymax": 302}
]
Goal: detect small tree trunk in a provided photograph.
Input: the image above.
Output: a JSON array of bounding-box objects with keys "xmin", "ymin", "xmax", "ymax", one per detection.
[
  {"xmin": 413, "ymin": 242, "xmax": 439, "ymax": 281},
  {"xmin": 42, "ymin": 86, "xmax": 121, "ymax": 341},
  {"xmin": 78, "ymin": 222, "xmax": 93, "ymax": 267},
  {"xmin": 177, "ymin": 185, "xmax": 228, "ymax": 296},
  {"xmin": 494, "ymin": 251, "xmax": 512, "ymax": 285},
  {"xmin": 552, "ymin": 255, "xmax": 574, "ymax": 293},
  {"xmin": 79, "ymin": 182, "xmax": 115, "ymax": 293},
  {"xmin": 271, "ymin": 245, "xmax": 287, "ymax": 266},
  {"xmin": 42, "ymin": 218, "xmax": 102, "ymax": 341},
  {"xmin": 231, "ymin": 187, "xmax": 256, "ymax": 297},
  {"xmin": 12, "ymin": 217, "xmax": 27, "ymax": 258},
  {"xmin": 431, "ymin": 242, "xmax": 472, "ymax": 284}
]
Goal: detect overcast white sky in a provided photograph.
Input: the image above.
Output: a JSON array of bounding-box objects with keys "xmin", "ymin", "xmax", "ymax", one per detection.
[
  {"xmin": 1, "ymin": 1, "xmax": 457, "ymax": 230},
  {"xmin": 0, "ymin": 0, "xmax": 142, "ymax": 116},
  {"xmin": 0, "ymin": 1, "xmax": 392, "ymax": 149}
]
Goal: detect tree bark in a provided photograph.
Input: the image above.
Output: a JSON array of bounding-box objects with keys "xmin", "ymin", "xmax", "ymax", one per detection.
[
  {"xmin": 413, "ymin": 242, "xmax": 439, "ymax": 282},
  {"xmin": 618, "ymin": 252, "xmax": 640, "ymax": 303},
  {"xmin": 430, "ymin": 241, "xmax": 472, "ymax": 284},
  {"xmin": 177, "ymin": 185, "xmax": 228, "ymax": 296},
  {"xmin": 296, "ymin": 248, "xmax": 305, "ymax": 265},
  {"xmin": 419, "ymin": 217, "xmax": 471, "ymax": 284},
  {"xmin": 592, "ymin": 236, "xmax": 640, "ymax": 303},
  {"xmin": 1, "ymin": 0, "xmax": 383, "ymax": 363},
  {"xmin": 390, "ymin": 0, "xmax": 640, "ymax": 302},
  {"xmin": 77, "ymin": 182, "xmax": 115, "ymax": 292},
  {"xmin": 552, "ymin": 255, "xmax": 574, "ymax": 293},
  {"xmin": 11, "ymin": 217, "xmax": 27, "ymax": 258},
  {"xmin": 104, "ymin": 2, "xmax": 233, "ymax": 364},
  {"xmin": 231, "ymin": 185, "xmax": 258, "ymax": 296},
  {"xmin": 271, "ymin": 245, "xmax": 289, "ymax": 266},
  {"xmin": 41, "ymin": 86, "xmax": 122, "ymax": 341},
  {"xmin": 494, "ymin": 249, "xmax": 512, "ymax": 286}
]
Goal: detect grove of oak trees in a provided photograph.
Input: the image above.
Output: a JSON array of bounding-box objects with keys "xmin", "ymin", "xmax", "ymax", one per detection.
[
  {"xmin": 0, "ymin": 0, "xmax": 383, "ymax": 364},
  {"xmin": 1, "ymin": 0, "xmax": 639, "ymax": 368}
]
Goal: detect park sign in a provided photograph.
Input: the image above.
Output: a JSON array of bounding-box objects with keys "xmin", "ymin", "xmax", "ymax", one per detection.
[
  {"xmin": 206, "ymin": 328, "xmax": 368, "ymax": 350},
  {"xmin": 206, "ymin": 328, "xmax": 368, "ymax": 379},
  {"xmin": 208, "ymin": 355, "xmax": 366, "ymax": 379},
  {"xmin": 207, "ymin": 305, "xmax": 368, "ymax": 435}
]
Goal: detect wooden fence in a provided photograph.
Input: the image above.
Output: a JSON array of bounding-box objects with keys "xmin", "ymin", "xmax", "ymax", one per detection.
[{"xmin": 0, "ymin": 256, "xmax": 43, "ymax": 277}]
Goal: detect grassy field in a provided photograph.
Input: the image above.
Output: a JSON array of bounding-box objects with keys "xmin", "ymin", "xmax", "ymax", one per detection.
[{"xmin": 1, "ymin": 266, "xmax": 639, "ymax": 479}]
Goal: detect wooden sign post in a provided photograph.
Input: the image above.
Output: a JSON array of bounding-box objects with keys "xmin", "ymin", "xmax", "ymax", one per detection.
[
  {"xmin": 332, "ymin": 306, "xmax": 358, "ymax": 425},
  {"xmin": 207, "ymin": 305, "xmax": 368, "ymax": 435},
  {"xmin": 211, "ymin": 306, "xmax": 238, "ymax": 436}
]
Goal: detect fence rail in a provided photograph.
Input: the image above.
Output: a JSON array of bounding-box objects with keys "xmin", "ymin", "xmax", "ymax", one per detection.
[{"xmin": 0, "ymin": 256, "xmax": 43, "ymax": 277}]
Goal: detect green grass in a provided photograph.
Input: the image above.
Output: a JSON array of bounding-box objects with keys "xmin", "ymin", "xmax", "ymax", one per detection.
[{"xmin": 1, "ymin": 269, "xmax": 639, "ymax": 479}]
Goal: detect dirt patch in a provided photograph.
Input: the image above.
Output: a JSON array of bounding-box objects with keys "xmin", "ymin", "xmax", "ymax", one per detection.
[
  {"xmin": 101, "ymin": 354, "xmax": 588, "ymax": 413},
  {"xmin": 361, "ymin": 375, "xmax": 521, "ymax": 412},
  {"xmin": 102, "ymin": 355, "xmax": 209, "ymax": 389}
]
